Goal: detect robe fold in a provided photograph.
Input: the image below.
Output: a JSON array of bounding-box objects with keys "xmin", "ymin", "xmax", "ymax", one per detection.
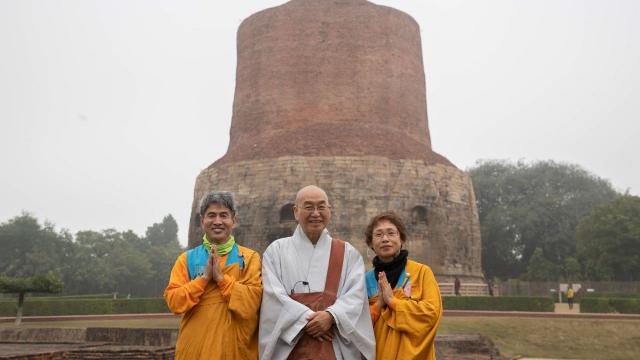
[
  {"xmin": 366, "ymin": 259, "xmax": 442, "ymax": 360},
  {"xmin": 164, "ymin": 244, "xmax": 262, "ymax": 360},
  {"xmin": 259, "ymin": 226, "xmax": 375, "ymax": 360}
]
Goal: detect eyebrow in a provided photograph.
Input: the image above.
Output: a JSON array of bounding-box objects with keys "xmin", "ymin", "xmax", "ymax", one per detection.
[{"xmin": 206, "ymin": 210, "xmax": 230, "ymax": 214}]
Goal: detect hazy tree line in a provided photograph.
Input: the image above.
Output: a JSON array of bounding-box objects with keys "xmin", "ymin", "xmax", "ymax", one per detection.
[
  {"xmin": 0, "ymin": 214, "xmax": 182, "ymax": 297},
  {"xmin": 470, "ymin": 160, "xmax": 640, "ymax": 282},
  {"xmin": 2, "ymin": 159, "xmax": 638, "ymax": 298}
]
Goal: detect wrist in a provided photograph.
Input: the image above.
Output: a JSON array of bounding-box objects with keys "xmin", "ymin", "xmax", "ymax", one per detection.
[{"xmin": 325, "ymin": 310, "xmax": 336, "ymax": 325}]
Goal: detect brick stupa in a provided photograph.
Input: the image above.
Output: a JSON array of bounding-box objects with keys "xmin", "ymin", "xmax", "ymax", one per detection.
[{"xmin": 189, "ymin": 0, "xmax": 483, "ymax": 282}]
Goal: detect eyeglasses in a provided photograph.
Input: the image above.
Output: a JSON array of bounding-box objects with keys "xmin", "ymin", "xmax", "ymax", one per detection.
[
  {"xmin": 298, "ymin": 204, "xmax": 331, "ymax": 212},
  {"xmin": 373, "ymin": 229, "xmax": 399, "ymax": 239},
  {"xmin": 290, "ymin": 280, "xmax": 311, "ymax": 295}
]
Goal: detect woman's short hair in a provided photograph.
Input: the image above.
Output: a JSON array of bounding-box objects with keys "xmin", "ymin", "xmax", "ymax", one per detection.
[{"xmin": 365, "ymin": 211, "xmax": 407, "ymax": 247}]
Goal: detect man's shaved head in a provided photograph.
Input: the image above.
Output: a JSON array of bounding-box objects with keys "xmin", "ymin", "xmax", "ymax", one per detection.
[{"xmin": 295, "ymin": 185, "xmax": 329, "ymax": 205}]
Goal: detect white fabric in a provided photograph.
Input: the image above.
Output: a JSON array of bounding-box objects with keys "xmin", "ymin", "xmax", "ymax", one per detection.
[{"xmin": 259, "ymin": 225, "xmax": 375, "ymax": 360}]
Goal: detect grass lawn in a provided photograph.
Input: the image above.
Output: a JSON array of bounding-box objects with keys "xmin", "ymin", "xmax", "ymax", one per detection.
[
  {"xmin": 439, "ymin": 316, "xmax": 640, "ymax": 360},
  {"xmin": 2, "ymin": 316, "xmax": 639, "ymax": 359},
  {"xmin": 0, "ymin": 318, "xmax": 180, "ymax": 329}
]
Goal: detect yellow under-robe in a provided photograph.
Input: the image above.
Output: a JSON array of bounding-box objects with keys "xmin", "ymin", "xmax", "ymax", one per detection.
[
  {"xmin": 368, "ymin": 259, "xmax": 442, "ymax": 360},
  {"xmin": 164, "ymin": 245, "xmax": 262, "ymax": 360}
]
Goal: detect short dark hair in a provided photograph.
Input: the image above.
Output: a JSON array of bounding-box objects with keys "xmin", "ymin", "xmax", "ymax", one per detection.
[
  {"xmin": 365, "ymin": 211, "xmax": 407, "ymax": 247},
  {"xmin": 199, "ymin": 192, "xmax": 236, "ymax": 217}
]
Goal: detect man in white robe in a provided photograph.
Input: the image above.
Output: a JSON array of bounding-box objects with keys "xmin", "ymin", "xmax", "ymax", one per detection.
[{"xmin": 259, "ymin": 185, "xmax": 375, "ymax": 360}]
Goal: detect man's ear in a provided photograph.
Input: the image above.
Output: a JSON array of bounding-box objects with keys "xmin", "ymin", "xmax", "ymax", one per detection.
[{"xmin": 293, "ymin": 205, "xmax": 300, "ymax": 221}]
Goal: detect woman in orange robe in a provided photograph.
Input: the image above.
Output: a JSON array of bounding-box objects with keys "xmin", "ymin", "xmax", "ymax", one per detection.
[
  {"xmin": 365, "ymin": 211, "xmax": 442, "ymax": 360},
  {"xmin": 165, "ymin": 192, "xmax": 262, "ymax": 359}
]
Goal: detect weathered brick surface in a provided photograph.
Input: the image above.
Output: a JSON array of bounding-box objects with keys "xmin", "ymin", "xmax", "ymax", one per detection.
[
  {"xmin": 216, "ymin": 0, "xmax": 449, "ymax": 166},
  {"xmin": 189, "ymin": 0, "xmax": 483, "ymax": 282}
]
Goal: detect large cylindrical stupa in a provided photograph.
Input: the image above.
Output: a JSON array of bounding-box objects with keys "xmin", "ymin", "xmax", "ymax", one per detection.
[{"xmin": 189, "ymin": 0, "xmax": 482, "ymax": 282}]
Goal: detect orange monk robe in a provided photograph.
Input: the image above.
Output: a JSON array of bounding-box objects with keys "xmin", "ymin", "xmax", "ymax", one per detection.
[
  {"xmin": 368, "ymin": 259, "xmax": 442, "ymax": 360},
  {"xmin": 164, "ymin": 245, "xmax": 262, "ymax": 360}
]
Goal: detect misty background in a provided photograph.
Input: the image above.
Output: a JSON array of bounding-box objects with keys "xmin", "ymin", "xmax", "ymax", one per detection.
[{"xmin": 1, "ymin": 0, "xmax": 638, "ymax": 246}]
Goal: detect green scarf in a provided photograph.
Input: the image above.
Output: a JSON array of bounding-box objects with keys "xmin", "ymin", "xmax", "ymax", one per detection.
[{"xmin": 202, "ymin": 234, "xmax": 235, "ymax": 256}]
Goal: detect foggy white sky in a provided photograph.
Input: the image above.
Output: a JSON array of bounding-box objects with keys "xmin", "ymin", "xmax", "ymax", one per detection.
[{"xmin": 1, "ymin": 1, "xmax": 639, "ymax": 247}]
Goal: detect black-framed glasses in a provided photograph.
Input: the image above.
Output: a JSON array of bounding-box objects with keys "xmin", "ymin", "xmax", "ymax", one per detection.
[
  {"xmin": 373, "ymin": 229, "xmax": 399, "ymax": 239},
  {"xmin": 299, "ymin": 204, "xmax": 332, "ymax": 213}
]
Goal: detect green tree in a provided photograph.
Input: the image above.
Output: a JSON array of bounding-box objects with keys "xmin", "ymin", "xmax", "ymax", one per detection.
[
  {"xmin": 144, "ymin": 215, "xmax": 182, "ymax": 296},
  {"xmin": 0, "ymin": 213, "xmax": 73, "ymax": 277},
  {"xmin": 64, "ymin": 230, "xmax": 116, "ymax": 294},
  {"xmin": 577, "ymin": 195, "xmax": 640, "ymax": 281},
  {"xmin": 523, "ymin": 247, "xmax": 559, "ymax": 281},
  {"xmin": 0, "ymin": 212, "xmax": 182, "ymax": 297},
  {"xmin": 563, "ymin": 256, "xmax": 582, "ymax": 281},
  {"xmin": 0, "ymin": 272, "xmax": 63, "ymax": 325},
  {"xmin": 469, "ymin": 160, "xmax": 618, "ymax": 279}
]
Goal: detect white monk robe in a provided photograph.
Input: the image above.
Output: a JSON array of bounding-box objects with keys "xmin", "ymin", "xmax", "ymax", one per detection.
[{"xmin": 259, "ymin": 226, "xmax": 375, "ymax": 360}]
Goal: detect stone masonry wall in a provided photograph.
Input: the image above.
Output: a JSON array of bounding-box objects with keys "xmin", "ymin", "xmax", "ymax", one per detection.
[{"xmin": 189, "ymin": 156, "xmax": 483, "ymax": 281}]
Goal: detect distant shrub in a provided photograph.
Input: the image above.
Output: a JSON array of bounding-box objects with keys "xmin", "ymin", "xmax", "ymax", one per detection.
[
  {"xmin": 579, "ymin": 298, "xmax": 612, "ymax": 313},
  {"xmin": 580, "ymin": 297, "xmax": 640, "ymax": 314},
  {"xmin": 582, "ymin": 292, "xmax": 640, "ymax": 299},
  {"xmin": 31, "ymin": 293, "xmax": 115, "ymax": 299},
  {"xmin": 0, "ymin": 298, "xmax": 169, "ymax": 317},
  {"xmin": 443, "ymin": 296, "xmax": 554, "ymax": 312}
]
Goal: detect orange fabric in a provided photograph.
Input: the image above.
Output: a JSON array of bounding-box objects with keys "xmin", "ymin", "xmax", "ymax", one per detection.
[
  {"xmin": 164, "ymin": 246, "xmax": 262, "ymax": 360},
  {"xmin": 215, "ymin": 255, "xmax": 235, "ymax": 300},
  {"xmin": 387, "ymin": 297, "xmax": 397, "ymax": 311},
  {"xmin": 368, "ymin": 260, "xmax": 442, "ymax": 360},
  {"xmin": 369, "ymin": 302, "xmax": 381, "ymax": 323}
]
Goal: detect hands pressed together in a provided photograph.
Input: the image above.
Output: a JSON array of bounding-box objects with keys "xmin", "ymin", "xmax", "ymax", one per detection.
[
  {"xmin": 203, "ymin": 245, "xmax": 224, "ymax": 283},
  {"xmin": 376, "ymin": 272, "xmax": 394, "ymax": 309}
]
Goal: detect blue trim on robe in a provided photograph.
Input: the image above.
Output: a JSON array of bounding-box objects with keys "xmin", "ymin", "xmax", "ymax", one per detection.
[
  {"xmin": 186, "ymin": 243, "xmax": 245, "ymax": 281},
  {"xmin": 365, "ymin": 268, "xmax": 408, "ymax": 299}
]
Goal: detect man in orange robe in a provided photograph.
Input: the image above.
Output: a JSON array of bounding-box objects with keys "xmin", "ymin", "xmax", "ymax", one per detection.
[{"xmin": 165, "ymin": 192, "xmax": 262, "ymax": 359}]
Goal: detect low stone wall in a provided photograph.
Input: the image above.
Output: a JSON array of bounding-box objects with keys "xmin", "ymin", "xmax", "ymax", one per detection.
[
  {"xmin": 0, "ymin": 328, "xmax": 86, "ymax": 343},
  {"xmin": 0, "ymin": 328, "xmax": 177, "ymax": 360},
  {"xmin": 85, "ymin": 328, "xmax": 176, "ymax": 347},
  {"xmin": 1, "ymin": 328, "xmax": 510, "ymax": 360}
]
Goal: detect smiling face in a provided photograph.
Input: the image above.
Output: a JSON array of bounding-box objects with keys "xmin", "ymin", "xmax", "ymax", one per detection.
[
  {"xmin": 200, "ymin": 203, "xmax": 235, "ymax": 244},
  {"xmin": 293, "ymin": 186, "xmax": 332, "ymax": 244},
  {"xmin": 371, "ymin": 219, "xmax": 403, "ymax": 262}
]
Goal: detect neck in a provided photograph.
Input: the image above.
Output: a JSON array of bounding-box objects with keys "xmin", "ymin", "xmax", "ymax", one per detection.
[
  {"xmin": 308, "ymin": 234, "xmax": 320, "ymax": 245},
  {"xmin": 305, "ymin": 231, "xmax": 322, "ymax": 245}
]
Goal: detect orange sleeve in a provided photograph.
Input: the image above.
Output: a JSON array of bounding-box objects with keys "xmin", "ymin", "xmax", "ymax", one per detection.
[
  {"xmin": 217, "ymin": 255, "xmax": 235, "ymax": 301},
  {"xmin": 380, "ymin": 266, "xmax": 442, "ymax": 334},
  {"xmin": 163, "ymin": 253, "xmax": 209, "ymax": 314},
  {"xmin": 387, "ymin": 297, "xmax": 398, "ymax": 311},
  {"xmin": 226, "ymin": 250, "xmax": 262, "ymax": 320},
  {"xmin": 369, "ymin": 300, "xmax": 381, "ymax": 323}
]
